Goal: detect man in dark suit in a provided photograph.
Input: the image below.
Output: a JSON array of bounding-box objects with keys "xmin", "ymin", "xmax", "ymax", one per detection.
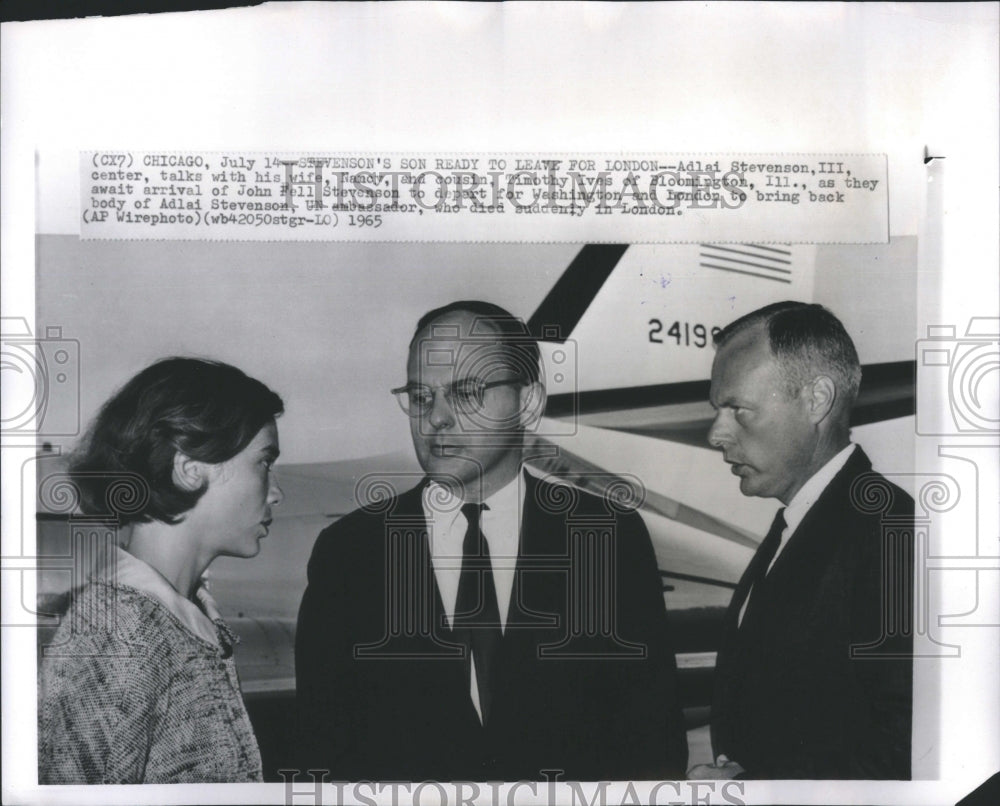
[
  {"xmin": 689, "ymin": 301, "xmax": 913, "ymax": 780},
  {"xmin": 296, "ymin": 300, "xmax": 687, "ymax": 781}
]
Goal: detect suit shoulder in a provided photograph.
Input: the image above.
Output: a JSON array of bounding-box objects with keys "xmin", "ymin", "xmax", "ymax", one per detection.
[
  {"xmin": 530, "ymin": 475, "xmax": 646, "ymax": 520},
  {"xmin": 841, "ymin": 467, "xmax": 915, "ymax": 521},
  {"xmin": 308, "ymin": 484, "xmax": 424, "ymax": 568},
  {"xmin": 819, "ymin": 467, "xmax": 915, "ymax": 577}
]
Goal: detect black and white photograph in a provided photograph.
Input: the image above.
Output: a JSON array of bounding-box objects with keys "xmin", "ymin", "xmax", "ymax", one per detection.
[{"xmin": 2, "ymin": 4, "xmax": 998, "ymax": 805}]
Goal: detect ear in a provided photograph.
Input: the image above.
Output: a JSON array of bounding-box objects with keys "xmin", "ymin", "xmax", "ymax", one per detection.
[
  {"xmin": 805, "ymin": 375, "xmax": 837, "ymax": 424},
  {"xmin": 172, "ymin": 450, "xmax": 209, "ymax": 492},
  {"xmin": 518, "ymin": 381, "xmax": 547, "ymax": 430}
]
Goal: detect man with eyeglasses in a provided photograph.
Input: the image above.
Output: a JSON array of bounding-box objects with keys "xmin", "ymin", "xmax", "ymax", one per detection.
[{"xmin": 295, "ymin": 300, "xmax": 687, "ymax": 782}]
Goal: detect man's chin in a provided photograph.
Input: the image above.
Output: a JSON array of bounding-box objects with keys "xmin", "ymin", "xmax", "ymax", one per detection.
[
  {"xmin": 422, "ymin": 457, "xmax": 479, "ymax": 487},
  {"xmin": 738, "ymin": 476, "xmax": 764, "ymax": 498}
]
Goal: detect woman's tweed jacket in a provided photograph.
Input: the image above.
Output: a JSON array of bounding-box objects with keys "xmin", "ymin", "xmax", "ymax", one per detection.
[{"xmin": 39, "ymin": 549, "xmax": 263, "ymax": 783}]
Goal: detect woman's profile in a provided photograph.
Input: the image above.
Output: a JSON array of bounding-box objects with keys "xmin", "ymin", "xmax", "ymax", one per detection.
[{"xmin": 39, "ymin": 357, "xmax": 284, "ymax": 784}]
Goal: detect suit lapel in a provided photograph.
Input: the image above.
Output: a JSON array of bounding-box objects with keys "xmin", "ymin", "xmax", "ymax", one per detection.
[
  {"xmin": 375, "ymin": 480, "xmax": 464, "ymax": 656},
  {"xmin": 508, "ymin": 473, "xmax": 570, "ymax": 631}
]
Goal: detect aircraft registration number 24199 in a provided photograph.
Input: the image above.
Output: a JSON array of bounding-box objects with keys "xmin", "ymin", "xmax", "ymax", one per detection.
[{"xmin": 648, "ymin": 319, "xmax": 721, "ymax": 348}]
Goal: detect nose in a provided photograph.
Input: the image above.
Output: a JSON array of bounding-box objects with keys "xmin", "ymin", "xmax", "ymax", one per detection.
[
  {"xmin": 268, "ymin": 473, "xmax": 284, "ymax": 506},
  {"xmin": 426, "ymin": 387, "xmax": 456, "ymax": 430},
  {"xmin": 707, "ymin": 411, "xmax": 730, "ymax": 449}
]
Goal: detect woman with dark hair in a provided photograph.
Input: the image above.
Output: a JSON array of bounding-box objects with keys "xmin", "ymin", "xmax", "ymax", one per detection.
[{"xmin": 39, "ymin": 357, "xmax": 284, "ymax": 784}]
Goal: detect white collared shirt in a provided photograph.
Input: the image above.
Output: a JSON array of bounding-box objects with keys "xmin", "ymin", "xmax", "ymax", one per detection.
[
  {"xmin": 738, "ymin": 443, "xmax": 857, "ymax": 626},
  {"xmin": 108, "ymin": 546, "xmax": 223, "ymax": 647},
  {"xmin": 422, "ymin": 476, "xmax": 524, "ymax": 721},
  {"xmin": 421, "ymin": 477, "xmax": 523, "ymax": 632}
]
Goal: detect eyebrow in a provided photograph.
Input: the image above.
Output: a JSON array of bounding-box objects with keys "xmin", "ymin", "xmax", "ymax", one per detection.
[
  {"xmin": 260, "ymin": 445, "xmax": 280, "ymax": 460},
  {"xmin": 711, "ymin": 392, "xmax": 747, "ymax": 410}
]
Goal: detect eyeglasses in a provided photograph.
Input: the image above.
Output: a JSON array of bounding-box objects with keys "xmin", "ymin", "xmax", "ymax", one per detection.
[{"xmin": 391, "ymin": 378, "xmax": 521, "ymax": 417}]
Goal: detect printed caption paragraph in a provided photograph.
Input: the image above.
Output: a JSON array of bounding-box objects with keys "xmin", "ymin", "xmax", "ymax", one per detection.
[{"xmin": 81, "ymin": 152, "xmax": 888, "ymax": 243}]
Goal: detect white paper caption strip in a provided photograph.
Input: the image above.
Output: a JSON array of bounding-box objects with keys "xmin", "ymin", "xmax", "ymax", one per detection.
[{"xmin": 80, "ymin": 152, "xmax": 888, "ymax": 243}]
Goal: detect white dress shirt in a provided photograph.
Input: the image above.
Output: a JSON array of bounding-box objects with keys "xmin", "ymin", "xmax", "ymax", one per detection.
[
  {"xmin": 422, "ymin": 476, "xmax": 524, "ymax": 720},
  {"xmin": 739, "ymin": 443, "xmax": 857, "ymax": 626}
]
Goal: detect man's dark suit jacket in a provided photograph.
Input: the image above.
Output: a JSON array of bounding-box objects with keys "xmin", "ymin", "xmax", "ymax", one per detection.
[
  {"xmin": 296, "ymin": 472, "xmax": 688, "ymax": 781},
  {"xmin": 711, "ymin": 447, "xmax": 914, "ymax": 779}
]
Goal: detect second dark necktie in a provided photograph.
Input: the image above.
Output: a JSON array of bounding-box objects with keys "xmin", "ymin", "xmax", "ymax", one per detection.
[
  {"xmin": 454, "ymin": 502, "xmax": 503, "ymax": 724},
  {"xmin": 741, "ymin": 507, "xmax": 786, "ymax": 625}
]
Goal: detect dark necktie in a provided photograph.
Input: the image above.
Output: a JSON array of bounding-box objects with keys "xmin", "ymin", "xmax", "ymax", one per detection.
[
  {"xmin": 741, "ymin": 507, "xmax": 786, "ymax": 625},
  {"xmin": 454, "ymin": 502, "xmax": 503, "ymax": 724}
]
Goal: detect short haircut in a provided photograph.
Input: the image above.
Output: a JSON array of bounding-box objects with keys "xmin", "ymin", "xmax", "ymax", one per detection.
[
  {"xmin": 714, "ymin": 301, "xmax": 862, "ymax": 406},
  {"xmin": 70, "ymin": 357, "xmax": 284, "ymax": 525},
  {"xmin": 410, "ymin": 300, "xmax": 541, "ymax": 385}
]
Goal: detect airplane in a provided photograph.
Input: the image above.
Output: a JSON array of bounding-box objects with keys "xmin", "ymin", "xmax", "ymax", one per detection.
[{"xmin": 33, "ymin": 240, "xmax": 917, "ymax": 778}]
